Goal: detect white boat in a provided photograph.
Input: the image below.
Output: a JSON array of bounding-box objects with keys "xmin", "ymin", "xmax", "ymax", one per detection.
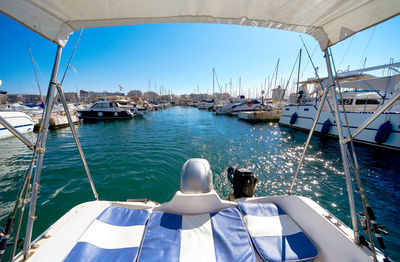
[
  {"xmin": 114, "ymin": 100, "xmax": 144, "ymax": 117},
  {"xmin": 197, "ymin": 99, "xmax": 215, "ymax": 110},
  {"xmin": 135, "ymin": 101, "xmax": 151, "ymax": 112},
  {"xmin": 279, "ymin": 72, "xmax": 400, "ymax": 150},
  {"xmin": 214, "ymin": 96, "xmax": 246, "ymax": 115},
  {"xmin": 0, "ymin": 111, "xmax": 35, "ymax": 139},
  {"xmin": 230, "ymin": 100, "xmax": 265, "ymax": 115},
  {"xmin": 1, "ymin": 1, "xmax": 398, "ymax": 261}
]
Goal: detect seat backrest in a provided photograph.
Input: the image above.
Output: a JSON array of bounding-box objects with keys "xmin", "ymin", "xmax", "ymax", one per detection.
[
  {"xmin": 154, "ymin": 190, "xmax": 236, "ymax": 215},
  {"xmin": 237, "ymin": 202, "xmax": 318, "ymax": 262},
  {"xmin": 137, "ymin": 208, "xmax": 256, "ymax": 262},
  {"xmin": 64, "ymin": 206, "xmax": 150, "ymax": 262}
]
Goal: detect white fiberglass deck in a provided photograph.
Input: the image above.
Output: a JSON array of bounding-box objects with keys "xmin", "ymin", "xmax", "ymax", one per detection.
[{"xmin": 16, "ymin": 192, "xmax": 378, "ymax": 262}]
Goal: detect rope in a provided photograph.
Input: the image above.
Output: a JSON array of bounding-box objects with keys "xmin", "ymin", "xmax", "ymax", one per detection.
[
  {"xmin": 358, "ymin": 26, "xmax": 376, "ymax": 68},
  {"xmin": 280, "ymin": 51, "xmax": 300, "ymax": 101},
  {"xmin": 60, "ymin": 29, "xmax": 84, "ymax": 86},
  {"xmin": 338, "ymin": 36, "xmax": 355, "ymax": 70},
  {"xmin": 300, "ymin": 43, "xmax": 318, "ymax": 79}
]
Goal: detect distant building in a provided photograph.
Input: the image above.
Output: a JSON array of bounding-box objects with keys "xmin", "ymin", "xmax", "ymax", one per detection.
[
  {"xmin": 79, "ymin": 89, "xmax": 125, "ymax": 102},
  {"xmin": 212, "ymin": 93, "xmax": 230, "ymax": 100},
  {"xmin": 128, "ymin": 90, "xmax": 143, "ymax": 98},
  {"xmin": 63, "ymin": 92, "xmax": 79, "ymax": 103},
  {"xmin": 7, "ymin": 94, "xmax": 43, "ymax": 104},
  {"xmin": 159, "ymin": 94, "xmax": 174, "ymax": 102},
  {"xmin": 189, "ymin": 93, "xmax": 211, "ymax": 102},
  {"xmin": 80, "ymin": 90, "xmax": 89, "ymax": 99},
  {"xmin": 143, "ymin": 91, "xmax": 158, "ymax": 102}
]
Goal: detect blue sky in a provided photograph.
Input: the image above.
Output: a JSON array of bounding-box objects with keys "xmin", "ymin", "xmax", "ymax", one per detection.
[{"xmin": 1, "ymin": 13, "xmax": 399, "ymax": 96}]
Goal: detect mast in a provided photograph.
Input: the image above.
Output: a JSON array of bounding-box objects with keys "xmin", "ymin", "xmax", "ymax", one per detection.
[
  {"xmin": 27, "ymin": 47, "xmax": 43, "ymax": 101},
  {"xmin": 212, "ymin": 68, "xmax": 215, "ymax": 95},
  {"xmin": 297, "ymin": 49, "xmax": 302, "ymax": 93},
  {"xmin": 274, "ymin": 58, "xmax": 280, "ymax": 89},
  {"xmin": 239, "ymin": 77, "xmax": 241, "ymax": 96}
]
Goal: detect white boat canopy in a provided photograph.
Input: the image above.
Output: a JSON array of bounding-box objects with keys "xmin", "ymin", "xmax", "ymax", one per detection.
[{"xmin": 0, "ymin": 0, "xmax": 399, "ymax": 49}]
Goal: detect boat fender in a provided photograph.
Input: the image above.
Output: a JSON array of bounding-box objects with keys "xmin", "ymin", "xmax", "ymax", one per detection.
[
  {"xmin": 98, "ymin": 112, "xmax": 103, "ymax": 117},
  {"xmin": 290, "ymin": 112, "xmax": 298, "ymax": 125},
  {"xmin": 375, "ymin": 121, "xmax": 392, "ymax": 144},
  {"xmin": 114, "ymin": 112, "xmax": 118, "ymax": 117},
  {"xmin": 321, "ymin": 119, "xmax": 332, "ymax": 135}
]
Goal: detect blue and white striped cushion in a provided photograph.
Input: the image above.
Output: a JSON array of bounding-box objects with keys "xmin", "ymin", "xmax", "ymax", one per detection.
[
  {"xmin": 237, "ymin": 202, "xmax": 318, "ymax": 262},
  {"xmin": 64, "ymin": 206, "xmax": 150, "ymax": 262},
  {"xmin": 137, "ymin": 208, "xmax": 256, "ymax": 262}
]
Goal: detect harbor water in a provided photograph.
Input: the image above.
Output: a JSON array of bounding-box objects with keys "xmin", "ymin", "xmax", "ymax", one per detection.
[{"xmin": 1, "ymin": 106, "xmax": 399, "ymax": 260}]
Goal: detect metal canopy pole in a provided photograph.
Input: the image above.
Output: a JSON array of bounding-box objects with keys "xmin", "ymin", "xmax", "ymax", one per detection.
[
  {"xmin": 343, "ymin": 89, "xmax": 400, "ymax": 144},
  {"xmin": 324, "ymin": 49, "xmax": 360, "ymax": 243},
  {"xmin": 288, "ymin": 86, "xmax": 330, "ymax": 194},
  {"xmin": 0, "ymin": 116, "xmax": 34, "ymax": 150},
  {"xmin": 55, "ymin": 84, "xmax": 98, "ymax": 200},
  {"xmin": 23, "ymin": 45, "xmax": 63, "ymax": 258}
]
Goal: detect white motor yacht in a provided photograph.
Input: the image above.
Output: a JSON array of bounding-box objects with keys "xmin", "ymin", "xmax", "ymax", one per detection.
[
  {"xmin": 279, "ymin": 72, "xmax": 400, "ymax": 150},
  {"xmin": 197, "ymin": 99, "xmax": 215, "ymax": 110},
  {"xmin": 230, "ymin": 100, "xmax": 265, "ymax": 115}
]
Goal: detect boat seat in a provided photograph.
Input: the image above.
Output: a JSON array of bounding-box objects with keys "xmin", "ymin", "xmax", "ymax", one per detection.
[
  {"xmin": 137, "ymin": 208, "xmax": 256, "ymax": 262},
  {"xmin": 237, "ymin": 202, "xmax": 318, "ymax": 262},
  {"xmin": 64, "ymin": 206, "xmax": 150, "ymax": 262}
]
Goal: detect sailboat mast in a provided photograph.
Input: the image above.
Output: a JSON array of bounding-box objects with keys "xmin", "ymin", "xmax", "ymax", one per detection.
[
  {"xmin": 212, "ymin": 68, "xmax": 215, "ymax": 95},
  {"xmin": 297, "ymin": 49, "xmax": 302, "ymax": 93},
  {"xmin": 274, "ymin": 58, "xmax": 280, "ymax": 89}
]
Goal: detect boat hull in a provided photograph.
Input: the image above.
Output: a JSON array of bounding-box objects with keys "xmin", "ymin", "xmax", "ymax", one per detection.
[
  {"xmin": 238, "ymin": 109, "xmax": 282, "ymax": 122},
  {"xmin": 0, "ymin": 111, "xmax": 35, "ymax": 139},
  {"xmin": 77, "ymin": 110, "xmax": 133, "ymax": 121},
  {"xmin": 279, "ymin": 104, "xmax": 400, "ymax": 150}
]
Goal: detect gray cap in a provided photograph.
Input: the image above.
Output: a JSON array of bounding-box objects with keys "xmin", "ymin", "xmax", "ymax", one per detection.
[{"xmin": 180, "ymin": 158, "xmax": 213, "ymax": 193}]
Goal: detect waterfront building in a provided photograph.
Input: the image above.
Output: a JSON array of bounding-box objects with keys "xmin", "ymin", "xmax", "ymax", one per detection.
[
  {"xmin": 128, "ymin": 90, "xmax": 143, "ymax": 98},
  {"xmin": 143, "ymin": 91, "xmax": 158, "ymax": 102}
]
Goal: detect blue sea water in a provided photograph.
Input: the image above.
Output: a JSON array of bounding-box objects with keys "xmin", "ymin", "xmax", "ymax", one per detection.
[{"xmin": 0, "ymin": 106, "xmax": 399, "ymax": 260}]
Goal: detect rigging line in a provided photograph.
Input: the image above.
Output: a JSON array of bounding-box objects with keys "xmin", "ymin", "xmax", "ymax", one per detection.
[
  {"xmin": 0, "ymin": 149, "xmax": 38, "ymax": 262},
  {"xmin": 60, "ymin": 29, "xmax": 84, "ymax": 86},
  {"xmin": 338, "ymin": 36, "xmax": 355, "ymax": 71},
  {"xmin": 30, "ymin": 54, "xmax": 47, "ymax": 83},
  {"xmin": 10, "ymin": 173, "xmax": 32, "ymax": 262},
  {"xmin": 214, "ymin": 70, "xmax": 222, "ymax": 93},
  {"xmin": 300, "ymin": 43, "xmax": 318, "ymax": 78},
  {"xmin": 330, "ymin": 48, "xmax": 380, "ymax": 262},
  {"xmin": 27, "ymin": 47, "xmax": 43, "ymax": 100},
  {"xmin": 299, "ymin": 35, "xmax": 335, "ymax": 115},
  {"xmin": 358, "ymin": 26, "xmax": 376, "ymax": 68},
  {"xmin": 268, "ymin": 58, "xmax": 280, "ymax": 89},
  {"xmin": 280, "ymin": 51, "xmax": 300, "ymax": 101}
]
